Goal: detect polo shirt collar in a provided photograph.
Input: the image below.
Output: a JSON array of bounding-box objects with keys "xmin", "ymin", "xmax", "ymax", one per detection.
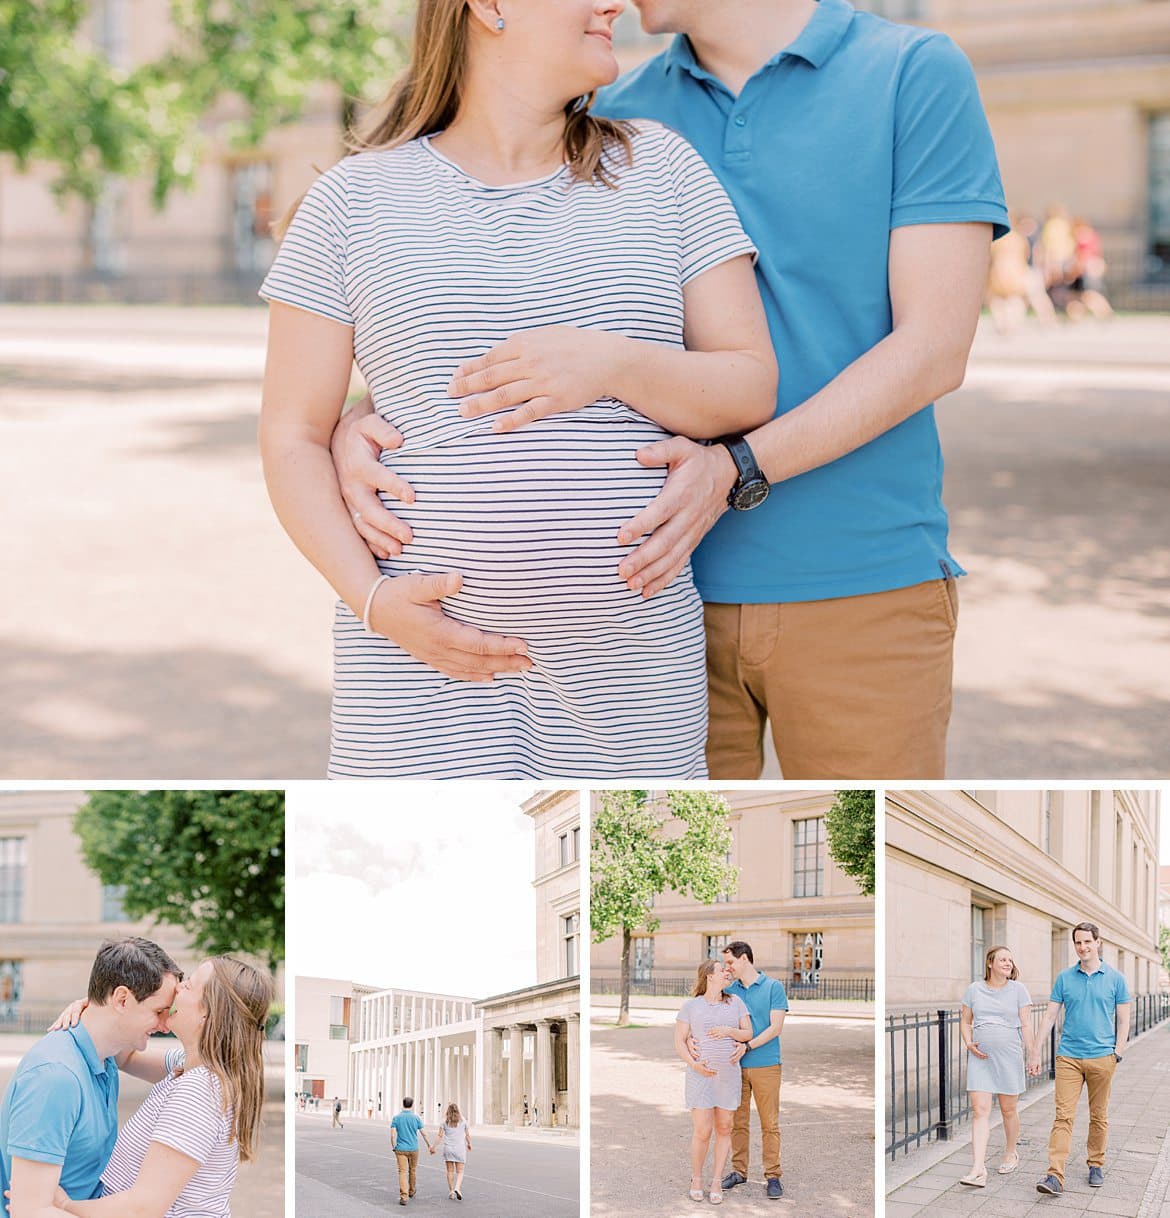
[
  {"xmin": 66, "ymin": 1023, "xmax": 113, "ymax": 1077},
  {"xmin": 663, "ymin": 0, "xmax": 854, "ymax": 82},
  {"xmin": 734, "ymin": 969, "xmax": 769, "ymax": 990},
  {"xmin": 1076, "ymin": 960, "xmax": 1106, "ymax": 976}
]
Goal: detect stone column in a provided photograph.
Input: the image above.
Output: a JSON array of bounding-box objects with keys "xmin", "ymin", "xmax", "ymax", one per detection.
[
  {"xmin": 508, "ymin": 1025, "xmax": 525, "ymax": 1127},
  {"xmin": 566, "ymin": 1013, "xmax": 580, "ymax": 1129},
  {"xmin": 534, "ymin": 1019, "xmax": 554, "ymax": 1128}
]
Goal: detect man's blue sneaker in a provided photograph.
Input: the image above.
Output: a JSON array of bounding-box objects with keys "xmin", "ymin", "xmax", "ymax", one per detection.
[
  {"xmin": 1089, "ymin": 1167, "xmax": 1105, "ymax": 1187},
  {"xmin": 766, "ymin": 1178, "xmax": 784, "ymax": 1199},
  {"xmin": 721, "ymin": 1172, "xmax": 747, "ymax": 1191},
  {"xmin": 1036, "ymin": 1175, "xmax": 1063, "ymax": 1195}
]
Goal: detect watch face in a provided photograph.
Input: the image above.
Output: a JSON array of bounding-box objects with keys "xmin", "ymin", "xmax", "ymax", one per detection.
[{"xmin": 732, "ymin": 479, "xmax": 770, "ymax": 511}]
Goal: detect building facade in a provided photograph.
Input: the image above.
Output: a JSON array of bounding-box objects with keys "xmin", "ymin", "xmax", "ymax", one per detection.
[
  {"xmin": 334, "ymin": 790, "xmax": 581, "ymax": 1130},
  {"xmin": 591, "ymin": 789, "xmax": 875, "ymax": 991},
  {"xmin": 293, "ymin": 976, "xmax": 379, "ymax": 1104},
  {"xmin": 0, "ymin": 790, "xmax": 190, "ymax": 1023},
  {"xmin": 887, "ymin": 789, "xmax": 1162, "ymax": 1009}
]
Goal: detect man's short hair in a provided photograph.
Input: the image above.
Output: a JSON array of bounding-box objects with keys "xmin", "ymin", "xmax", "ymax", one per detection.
[
  {"xmin": 87, "ymin": 937, "xmax": 182, "ymax": 1004},
  {"xmin": 403, "ymin": 1096, "xmax": 414, "ymax": 1109},
  {"xmin": 1071, "ymin": 922, "xmax": 1101, "ymax": 943},
  {"xmin": 723, "ymin": 941, "xmax": 754, "ymax": 964}
]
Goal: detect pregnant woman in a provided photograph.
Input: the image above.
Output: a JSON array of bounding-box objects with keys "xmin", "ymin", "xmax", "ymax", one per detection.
[
  {"xmin": 959, "ymin": 945, "xmax": 1036, "ymax": 1187},
  {"xmin": 674, "ymin": 961, "xmax": 752, "ymax": 1205},
  {"xmin": 258, "ymin": 0, "xmax": 776, "ymax": 779}
]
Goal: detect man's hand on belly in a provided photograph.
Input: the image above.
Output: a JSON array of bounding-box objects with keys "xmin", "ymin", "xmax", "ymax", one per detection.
[
  {"xmin": 331, "ymin": 396, "xmax": 416, "ymax": 560},
  {"xmin": 617, "ymin": 438, "xmax": 736, "ymax": 597},
  {"xmin": 368, "ymin": 572, "xmax": 533, "ymax": 683}
]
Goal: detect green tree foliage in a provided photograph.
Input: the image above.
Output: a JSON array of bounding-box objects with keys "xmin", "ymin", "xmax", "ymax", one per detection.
[
  {"xmin": 825, "ymin": 789, "xmax": 876, "ymax": 897},
  {"xmin": 0, "ymin": 0, "xmax": 408, "ymax": 204},
  {"xmin": 1160, "ymin": 924, "xmax": 1170, "ymax": 978},
  {"xmin": 592, "ymin": 789, "xmax": 738, "ymax": 1026},
  {"xmin": 74, "ymin": 790, "xmax": 284, "ymax": 971}
]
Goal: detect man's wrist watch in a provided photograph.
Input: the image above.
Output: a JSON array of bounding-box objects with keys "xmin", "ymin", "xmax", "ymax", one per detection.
[{"xmin": 718, "ymin": 435, "xmax": 770, "ymax": 511}]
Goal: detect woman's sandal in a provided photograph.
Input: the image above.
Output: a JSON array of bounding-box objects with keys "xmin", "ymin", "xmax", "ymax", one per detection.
[
  {"xmin": 997, "ymin": 1153, "xmax": 1020, "ymax": 1175},
  {"xmin": 688, "ymin": 1178, "xmax": 705, "ymax": 1202},
  {"xmin": 709, "ymin": 1183, "xmax": 724, "ymax": 1205},
  {"xmin": 959, "ymin": 1168, "xmax": 988, "ymax": 1188}
]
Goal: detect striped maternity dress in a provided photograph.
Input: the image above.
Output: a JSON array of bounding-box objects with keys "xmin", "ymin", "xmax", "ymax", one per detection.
[{"xmin": 261, "ymin": 122, "xmax": 757, "ymax": 778}]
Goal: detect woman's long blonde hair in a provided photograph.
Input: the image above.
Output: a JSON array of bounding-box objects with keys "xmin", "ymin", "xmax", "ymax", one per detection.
[
  {"xmin": 444, "ymin": 1101, "xmax": 462, "ymax": 1127},
  {"xmin": 350, "ymin": 0, "xmax": 633, "ymax": 184},
  {"xmin": 200, "ymin": 957, "xmax": 273, "ymax": 1162},
  {"xmin": 983, "ymin": 945, "xmax": 1019, "ymax": 982},
  {"xmin": 692, "ymin": 960, "xmax": 730, "ymax": 1000}
]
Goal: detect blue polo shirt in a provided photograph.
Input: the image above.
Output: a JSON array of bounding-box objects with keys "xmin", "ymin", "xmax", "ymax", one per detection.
[
  {"xmin": 390, "ymin": 1110, "xmax": 425, "ymax": 1153},
  {"xmin": 597, "ymin": 0, "xmax": 1009, "ymax": 603},
  {"xmin": 1052, "ymin": 961, "xmax": 1131, "ymax": 1059},
  {"xmin": 0, "ymin": 1025, "xmax": 119, "ymax": 1203},
  {"xmin": 725, "ymin": 971, "xmax": 789, "ymax": 1067}
]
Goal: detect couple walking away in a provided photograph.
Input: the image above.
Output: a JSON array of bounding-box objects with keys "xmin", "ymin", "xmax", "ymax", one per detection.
[
  {"xmin": 259, "ymin": 0, "xmax": 1008, "ymax": 781},
  {"xmin": 674, "ymin": 942, "xmax": 788, "ymax": 1204},
  {"xmin": 0, "ymin": 937, "xmax": 272, "ymax": 1218},
  {"xmin": 959, "ymin": 924, "xmax": 1132, "ymax": 1196},
  {"xmin": 389, "ymin": 1097, "xmax": 471, "ymax": 1206}
]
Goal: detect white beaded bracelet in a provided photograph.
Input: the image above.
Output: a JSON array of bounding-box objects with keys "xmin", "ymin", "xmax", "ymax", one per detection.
[{"xmin": 361, "ymin": 574, "xmax": 391, "ymax": 633}]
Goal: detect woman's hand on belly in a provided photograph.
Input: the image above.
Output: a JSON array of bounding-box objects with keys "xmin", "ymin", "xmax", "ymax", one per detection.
[
  {"xmin": 448, "ymin": 325, "xmax": 616, "ymax": 433},
  {"xmin": 368, "ymin": 571, "xmax": 533, "ymax": 682}
]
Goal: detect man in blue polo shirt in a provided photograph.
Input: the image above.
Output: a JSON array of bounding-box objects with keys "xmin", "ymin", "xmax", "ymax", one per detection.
[
  {"xmin": 331, "ymin": 0, "xmax": 1006, "ymax": 780},
  {"xmin": 1030, "ymin": 922, "xmax": 1131, "ymax": 1197},
  {"xmin": 1, "ymin": 938, "xmax": 179, "ymax": 1218},
  {"xmin": 389, "ymin": 1095, "xmax": 435, "ymax": 1207},
  {"xmin": 717, "ymin": 941, "xmax": 789, "ymax": 1199}
]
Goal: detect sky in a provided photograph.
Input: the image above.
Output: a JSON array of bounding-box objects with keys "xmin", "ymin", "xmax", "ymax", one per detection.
[{"xmin": 290, "ymin": 782, "xmax": 540, "ymax": 1000}]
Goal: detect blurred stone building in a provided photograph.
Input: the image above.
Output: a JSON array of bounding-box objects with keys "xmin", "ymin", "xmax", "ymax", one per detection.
[
  {"xmin": 591, "ymin": 789, "xmax": 875, "ymax": 996},
  {"xmin": 886, "ymin": 788, "xmax": 1163, "ymax": 1010}
]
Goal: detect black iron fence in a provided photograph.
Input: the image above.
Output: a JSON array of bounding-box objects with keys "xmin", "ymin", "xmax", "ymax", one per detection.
[
  {"xmin": 0, "ymin": 1003, "xmax": 284, "ymax": 1039},
  {"xmin": 886, "ymin": 992, "xmax": 1170, "ymax": 1162},
  {"xmin": 593, "ymin": 972, "xmax": 874, "ymax": 1001}
]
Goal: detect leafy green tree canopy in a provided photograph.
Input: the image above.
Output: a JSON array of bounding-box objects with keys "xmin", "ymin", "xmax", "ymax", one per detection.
[
  {"xmin": 75, "ymin": 789, "xmax": 284, "ymax": 970},
  {"xmin": 0, "ymin": 0, "xmax": 407, "ymax": 204},
  {"xmin": 825, "ymin": 789, "xmax": 876, "ymax": 897}
]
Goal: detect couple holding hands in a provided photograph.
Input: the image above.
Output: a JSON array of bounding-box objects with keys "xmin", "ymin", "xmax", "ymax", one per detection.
[{"xmin": 960, "ymin": 924, "xmax": 1132, "ymax": 1197}]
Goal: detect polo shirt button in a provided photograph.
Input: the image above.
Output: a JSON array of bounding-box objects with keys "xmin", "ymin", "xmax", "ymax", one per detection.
[{"xmin": 734, "ymin": 115, "xmax": 746, "ymax": 127}]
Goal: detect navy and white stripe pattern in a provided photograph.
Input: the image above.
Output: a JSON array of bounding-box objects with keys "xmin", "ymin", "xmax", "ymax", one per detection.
[
  {"xmin": 101, "ymin": 1048, "xmax": 235, "ymax": 1217},
  {"xmin": 261, "ymin": 122, "xmax": 757, "ymax": 779}
]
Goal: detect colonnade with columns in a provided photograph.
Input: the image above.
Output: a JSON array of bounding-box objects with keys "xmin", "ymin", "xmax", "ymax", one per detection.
[{"xmin": 348, "ymin": 988, "xmax": 481, "ymax": 1126}]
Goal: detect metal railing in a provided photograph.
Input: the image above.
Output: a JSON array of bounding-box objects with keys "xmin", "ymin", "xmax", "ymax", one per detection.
[
  {"xmin": 592, "ymin": 972, "xmax": 874, "ymax": 1001},
  {"xmin": 886, "ymin": 992, "xmax": 1170, "ymax": 1162},
  {"xmin": 0, "ymin": 1002, "xmax": 285, "ymax": 1039}
]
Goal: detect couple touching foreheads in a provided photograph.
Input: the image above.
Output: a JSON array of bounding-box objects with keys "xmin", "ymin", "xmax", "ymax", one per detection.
[{"xmin": 1, "ymin": 938, "xmax": 272, "ymax": 1218}]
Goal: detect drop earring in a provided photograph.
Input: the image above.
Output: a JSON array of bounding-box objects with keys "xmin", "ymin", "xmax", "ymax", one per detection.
[{"xmin": 496, "ymin": 16, "xmax": 505, "ymax": 30}]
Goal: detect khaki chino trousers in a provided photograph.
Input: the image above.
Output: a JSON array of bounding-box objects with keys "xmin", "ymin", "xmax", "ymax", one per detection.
[
  {"xmin": 705, "ymin": 577, "xmax": 958, "ymax": 779},
  {"xmin": 731, "ymin": 1064, "xmax": 782, "ymax": 1181},
  {"xmin": 1047, "ymin": 1054, "xmax": 1117, "ymax": 1184},
  {"xmin": 395, "ymin": 1149, "xmax": 419, "ymax": 1201}
]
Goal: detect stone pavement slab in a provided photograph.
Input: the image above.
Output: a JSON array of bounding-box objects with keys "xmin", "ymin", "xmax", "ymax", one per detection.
[
  {"xmin": 887, "ymin": 1021, "xmax": 1170, "ymax": 1218},
  {"xmin": 592, "ymin": 1014, "xmax": 874, "ymax": 1216}
]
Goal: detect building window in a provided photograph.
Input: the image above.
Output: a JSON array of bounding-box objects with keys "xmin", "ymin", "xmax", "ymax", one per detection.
[
  {"xmin": 1114, "ymin": 814, "xmax": 1124, "ymax": 904},
  {"xmin": 562, "ymin": 912, "xmax": 580, "ymax": 977},
  {"xmin": 794, "ymin": 932, "xmax": 824, "ymax": 983},
  {"xmin": 329, "ymin": 995, "xmax": 351, "ymax": 1040},
  {"xmin": 229, "ymin": 161, "xmax": 276, "ymax": 274},
  {"xmin": 1089, "ymin": 792, "xmax": 1101, "ymax": 890},
  {"xmin": 705, "ymin": 934, "xmax": 730, "ymax": 960},
  {"xmin": 0, "ymin": 960, "xmax": 21, "ymax": 1019},
  {"xmin": 0, "ymin": 839, "xmax": 26, "ymax": 923},
  {"xmin": 793, "ymin": 817, "xmax": 825, "ymax": 898},
  {"xmin": 295, "ymin": 1043, "xmax": 309, "ymax": 1072},
  {"xmin": 100, "ymin": 884, "xmax": 128, "ymax": 921},
  {"xmin": 632, "ymin": 936, "xmax": 654, "ymax": 983},
  {"xmin": 558, "ymin": 828, "xmax": 580, "ymax": 868},
  {"xmin": 971, "ymin": 905, "xmax": 990, "ymax": 980},
  {"xmin": 1150, "ymin": 113, "xmax": 1170, "ymax": 263}
]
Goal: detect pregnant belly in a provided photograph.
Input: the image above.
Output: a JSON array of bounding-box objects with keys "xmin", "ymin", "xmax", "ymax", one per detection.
[{"xmin": 376, "ymin": 410, "xmax": 689, "ymax": 634}]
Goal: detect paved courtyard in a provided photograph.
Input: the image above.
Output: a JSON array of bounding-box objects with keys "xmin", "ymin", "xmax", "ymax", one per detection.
[
  {"xmin": 885, "ymin": 1019, "xmax": 1170, "ymax": 1218},
  {"xmin": 2, "ymin": 306, "xmax": 1168, "ymax": 778},
  {"xmin": 591, "ymin": 1007, "xmax": 875, "ymax": 1217},
  {"xmin": 296, "ymin": 1112, "xmax": 579, "ymax": 1216},
  {"xmin": 0, "ymin": 1033, "xmax": 284, "ymax": 1217}
]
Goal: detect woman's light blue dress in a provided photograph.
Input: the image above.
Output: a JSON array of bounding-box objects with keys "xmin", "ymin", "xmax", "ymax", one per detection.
[{"xmin": 963, "ymin": 979, "xmax": 1031, "ymax": 1095}]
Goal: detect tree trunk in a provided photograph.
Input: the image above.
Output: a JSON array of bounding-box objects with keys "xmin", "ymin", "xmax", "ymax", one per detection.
[{"xmin": 619, "ymin": 925, "xmax": 631, "ymax": 1027}]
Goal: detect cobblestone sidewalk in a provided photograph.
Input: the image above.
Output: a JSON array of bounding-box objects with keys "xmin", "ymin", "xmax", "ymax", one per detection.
[{"xmin": 886, "ymin": 1020, "xmax": 1170, "ymax": 1218}]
